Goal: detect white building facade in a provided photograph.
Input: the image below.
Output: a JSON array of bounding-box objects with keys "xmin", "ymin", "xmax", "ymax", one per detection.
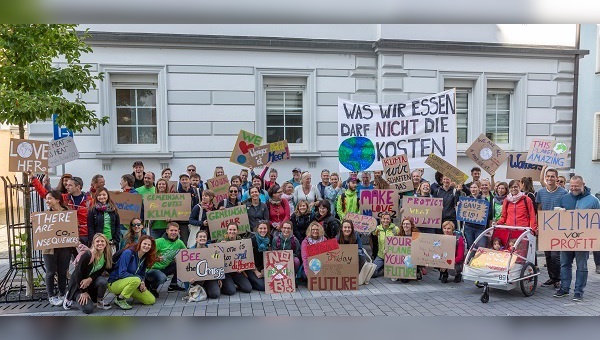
[{"xmin": 28, "ymin": 24, "xmax": 584, "ymax": 188}]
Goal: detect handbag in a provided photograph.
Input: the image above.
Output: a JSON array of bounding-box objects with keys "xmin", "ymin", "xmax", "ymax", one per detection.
[
  {"xmin": 184, "ymin": 284, "xmax": 207, "ymax": 303},
  {"xmin": 359, "ymin": 252, "xmax": 377, "ymax": 285}
]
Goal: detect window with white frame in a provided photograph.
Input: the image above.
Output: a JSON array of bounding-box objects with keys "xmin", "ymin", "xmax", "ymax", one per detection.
[
  {"xmin": 592, "ymin": 112, "xmax": 600, "ymax": 160},
  {"xmin": 263, "ymin": 77, "xmax": 307, "ymax": 144},
  {"xmin": 444, "ymin": 78, "xmax": 475, "ymax": 146},
  {"xmin": 101, "ymin": 69, "xmax": 168, "ymax": 154},
  {"xmin": 485, "ymin": 81, "xmax": 514, "ymax": 144}
]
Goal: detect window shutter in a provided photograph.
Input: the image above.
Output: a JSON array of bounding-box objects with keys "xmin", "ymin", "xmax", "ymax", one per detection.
[{"xmin": 593, "ymin": 112, "xmax": 600, "ymax": 160}]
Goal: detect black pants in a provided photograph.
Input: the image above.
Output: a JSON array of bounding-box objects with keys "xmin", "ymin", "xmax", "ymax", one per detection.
[
  {"xmin": 221, "ymin": 272, "xmax": 252, "ymax": 295},
  {"xmin": 246, "ymin": 270, "xmax": 265, "ymax": 291},
  {"xmin": 43, "ymin": 248, "xmax": 72, "ymax": 297},
  {"xmin": 74, "ymin": 276, "xmax": 108, "ymax": 315},
  {"xmin": 545, "ymin": 251, "xmax": 561, "ymax": 281},
  {"xmin": 370, "ymin": 234, "xmax": 379, "ymax": 258}
]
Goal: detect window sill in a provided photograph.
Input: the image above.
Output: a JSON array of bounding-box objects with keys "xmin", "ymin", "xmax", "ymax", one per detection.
[
  {"xmin": 96, "ymin": 152, "xmax": 173, "ymax": 171},
  {"xmin": 289, "ymin": 152, "xmax": 322, "ymax": 158}
]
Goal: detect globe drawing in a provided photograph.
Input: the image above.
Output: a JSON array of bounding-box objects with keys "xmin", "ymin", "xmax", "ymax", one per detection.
[
  {"xmin": 308, "ymin": 258, "xmax": 322, "ymax": 274},
  {"xmin": 554, "ymin": 142, "xmax": 568, "ymax": 154},
  {"xmin": 16, "ymin": 142, "xmax": 33, "ymax": 158},
  {"xmin": 338, "ymin": 137, "xmax": 375, "ymax": 172}
]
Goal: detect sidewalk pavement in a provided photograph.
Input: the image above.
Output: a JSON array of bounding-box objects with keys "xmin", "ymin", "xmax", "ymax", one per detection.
[{"xmin": 1, "ymin": 255, "xmax": 599, "ymax": 316}]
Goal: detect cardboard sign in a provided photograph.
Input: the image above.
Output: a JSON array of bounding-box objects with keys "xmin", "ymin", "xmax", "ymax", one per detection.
[
  {"xmin": 382, "ymin": 155, "xmax": 413, "ymax": 193},
  {"xmin": 465, "ymin": 134, "xmax": 507, "ymax": 175},
  {"xmin": 506, "ymin": 152, "xmax": 544, "ymax": 180},
  {"xmin": 384, "ymin": 236, "xmax": 417, "ymax": 279},
  {"xmin": 526, "ymin": 139, "xmax": 570, "ymax": 168},
  {"xmin": 344, "ymin": 212, "xmax": 377, "ymax": 234},
  {"xmin": 307, "ymin": 244, "xmax": 359, "ymax": 291},
  {"xmin": 337, "ymin": 89, "xmax": 456, "ymax": 171},
  {"xmin": 143, "ymin": 193, "xmax": 192, "ymax": 220},
  {"xmin": 8, "ymin": 138, "xmax": 49, "ymax": 173},
  {"xmin": 306, "ymin": 238, "xmax": 340, "ymax": 257},
  {"xmin": 32, "ymin": 211, "xmax": 79, "ymax": 250},
  {"xmin": 47, "ymin": 136, "xmax": 79, "ymax": 168},
  {"xmin": 457, "ymin": 196, "xmax": 489, "ymax": 226},
  {"xmin": 411, "ymin": 233, "xmax": 456, "ymax": 269},
  {"xmin": 264, "ymin": 250, "xmax": 296, "ymax": 294},
  {"xmin": 360, "ymin": 189, "xmax": 400, "ymax": 221},
  {"xmin": 176, "ymin": 248, "xmax": 225, "ymax": 282},
  {"xmin": 401, "ymin": 196, "xmax": 443, "ymax": 229},
  {"xmin": 244, "ymin": 140, "xmax": 291, "ymax": 168},
  {"xmin": 469, "ymin": 248, "xmax": 517, "ymax": 271},
  {"xmin": 209, "ymin": 239, "xmax": 255, "ymax": 273},
  {"xmin": 425, "ymin": 153, "xmax": 469, "ymax": 184},
  {"xmin": 111, "ymin": 192, "xmax": 143, "ymax": 223},
  {"xmin": 230, "ymin": 130, "xmax": 264, "ymax": 166},
  {"xmin": 206, "ymin": 175, "xmax": 230, "ymax": 207},
  {"xmin": 206, "ymin": 206, "xmax": 251, "ymax": 240},
  {"xmin": 537, "ymin": 210, "xmax": 600, "ymax": 251}
]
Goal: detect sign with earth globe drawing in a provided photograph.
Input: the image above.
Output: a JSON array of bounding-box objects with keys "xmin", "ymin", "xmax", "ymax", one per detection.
[{"xmin": 337, "ymin": 89, "xmax": 457, "ymax": 172}]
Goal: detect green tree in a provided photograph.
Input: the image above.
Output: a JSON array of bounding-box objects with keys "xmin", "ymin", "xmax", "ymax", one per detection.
[{"xmin": 0, "ymin": 24, "xmax": 108, "ymax": 296}]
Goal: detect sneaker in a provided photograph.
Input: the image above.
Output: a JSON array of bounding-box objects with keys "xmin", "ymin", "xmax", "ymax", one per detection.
[
  {"xmin": 62, "ymin": 299, "xmax": 73, "ymax": 310},
  {"xmin": 97, "ymin": 299, "xmax": 111, "ymax": 310},
  {"xmin": 596, "ymin": 265, "xmax": 600, "ymax": 274},
  {"xmin": 149, "ymin": 287, "xmax": 160, "ymax": 298},
  {"xmin": 168, "ymin": 284, "xmax": 185, "ymax": 292},
  {"xmin": 391, "ymin": 278, "xmax": 398, "ymax": 282},
  {"xmin": 553, "ymin": 289, "xmax": 569, "ymax": 298},
  {"xmin": 453, "ymin": 274, "xmax": 462, "ymax": 283},
  {"xmin": 553, "ymin": 281, "xmax": 561, "ymax": 289},
  {"xmin": 541, "ymin": 279, "xmax": 555, "ymax": 287},
  {"xmin": 572, "ymin": 294, "xmax": 583, "ymax": 302},
  {"xmin": 114, "ymin": 297, "xmax": 132, "ymax": 310},
  {"xmin": 48, "ymin": 296, "xmax": 60, "ymax": 306}
]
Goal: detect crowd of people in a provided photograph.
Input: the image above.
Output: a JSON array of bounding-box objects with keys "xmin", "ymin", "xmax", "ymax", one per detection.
[{"xmin": 27, "ymin": 160, "xmax": 600, "ymax": 314}]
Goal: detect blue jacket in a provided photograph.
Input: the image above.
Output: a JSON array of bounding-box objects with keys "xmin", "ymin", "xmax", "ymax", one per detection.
[
  {"xmin": 108, "ymin": 249, "xmax": 148, "ymax": 283},
  {"xmin": 559, "ymin": 186, "xmax": 600, "ymax": 210}
]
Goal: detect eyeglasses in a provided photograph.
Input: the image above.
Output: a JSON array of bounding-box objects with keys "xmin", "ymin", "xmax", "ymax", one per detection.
[
  {"xmin": 187, "ymin": 169, "xmax": 196, "ymax": 172},
  {"xmin": 276, "ymin": 191, "xmax": 283, "ymax": 194},
  {"xmin": 132, "ymin": 223, "xmax": 143, "ymax": 227},
  {"xmin": 557, "ymin": 180, "xmax": 565, "ymax": 183},
  {"xmin": 229, "ymin": 190, "xmax": 238, "ymax": 193}
]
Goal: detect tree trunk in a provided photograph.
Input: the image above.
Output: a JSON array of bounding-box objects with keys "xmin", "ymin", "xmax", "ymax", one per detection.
[{"xmin": 19, "ymin": 124, "xmax": 34, "ymax": 296}]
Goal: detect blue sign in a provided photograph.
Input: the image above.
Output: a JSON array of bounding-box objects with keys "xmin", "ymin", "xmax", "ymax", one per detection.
[
  {"xmin": 52, "ymin": 114, "xmax": 73, "ymax": 140},
  {"xmin": 457, "ymin": 196, "xmax": 489, "ymax": 226}
]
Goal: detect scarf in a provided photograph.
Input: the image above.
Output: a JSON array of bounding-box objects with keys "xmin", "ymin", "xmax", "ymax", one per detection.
[
  {"xmin": 269, "ymin": 198, "xmax": 282, "ymax": 205},
  {"xmin": 200, "ymin": 202, "xmax": 213, "ymax": 211},
  {"xmin": 494, "ymin": 194, "xmax": 506, "ymax": 204},
  {"xmin": 95, "ymin": 203, "xmax": 114, "ymax": 212},
  {"xmin": 306, "ymin": 236, "xmax": 325, "ymax": 245},
  {"xmin": 255, "ymin": 234, "xmax": 270, "ymax": 252},
  {"xmin": 506, "ymin": 192, "xmax": 525, "ymax": 204}
]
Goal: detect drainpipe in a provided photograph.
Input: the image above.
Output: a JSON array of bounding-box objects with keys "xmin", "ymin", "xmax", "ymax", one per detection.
[{"xmin": 570, "ymin": 24, "xmax": 581, "ymax": 178}]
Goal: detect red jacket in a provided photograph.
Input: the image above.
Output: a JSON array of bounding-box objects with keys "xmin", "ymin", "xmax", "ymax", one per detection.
[
  {"xmin": 268, "ymin": 197, "xmax": 291, "ymax": 227},
  {"xmin": 497, "ymin": 195, "xmax": 537, "ymax": 232},
  {"xmin": 32, "ymin": 177, "xmax": 92, "ymax": 238}
]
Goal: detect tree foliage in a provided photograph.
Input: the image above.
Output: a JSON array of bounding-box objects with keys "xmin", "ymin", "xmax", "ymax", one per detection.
[{"xmin": 0, "ymin": 24, "xmax": 108, "ymax": 132}]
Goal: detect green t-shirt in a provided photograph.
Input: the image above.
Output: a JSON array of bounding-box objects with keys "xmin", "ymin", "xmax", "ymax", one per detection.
[
  {"xmin": 152, "ymin": 237, "xmax": 187, "ymax": 270},
  {"xmin": 372, "ymin": 223, "xmax": 400, "ymax": 259},
  {"xmin": 136, "ymin": 185, "xmax": 156, "ymax": 196},
  {"xmin": 90, "ymin": 255, "xmax": 105, "ymax": 274},
  {"xmin": 103, "ymin": 213, "xmax": 112, "ymax": 240}
]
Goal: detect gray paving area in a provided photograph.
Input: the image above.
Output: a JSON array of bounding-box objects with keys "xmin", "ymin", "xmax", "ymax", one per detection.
[{"xmin": 1, "ymin": 253, "xmax": 599, "ymax": 316}]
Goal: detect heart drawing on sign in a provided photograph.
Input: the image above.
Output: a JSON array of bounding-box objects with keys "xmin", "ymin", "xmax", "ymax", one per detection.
[
  {"xmin": 446, "ymin": 260, "xmax": 452, "ymax": 265},
  {"xmin": 239, "ymin": 141, "xmax": 254, "ymax": 154}
]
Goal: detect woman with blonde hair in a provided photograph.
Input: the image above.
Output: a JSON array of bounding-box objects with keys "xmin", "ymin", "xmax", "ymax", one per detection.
[
  {"xmin": 294, "ymin": 171, "xmax": 322, "ymax": 211},
  {"xmin": 300, "ymin": 222, "xmax": 327, "ymax": 277},
  {"xmin": 64, "ymin": 233, "xmax": 114, "ymax": 313},
  {"xmin": 214, "ymin": 166, "xmax": 225, "ymax": 178},
  {"xmin": 291, "ymin": 200, "xmax": 312, "ymax": 243}
]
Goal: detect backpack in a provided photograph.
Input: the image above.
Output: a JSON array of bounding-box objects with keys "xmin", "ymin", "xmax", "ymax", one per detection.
[{"xmin": 276, "ymin": 235, "xmax": 297, "ymax": 252}]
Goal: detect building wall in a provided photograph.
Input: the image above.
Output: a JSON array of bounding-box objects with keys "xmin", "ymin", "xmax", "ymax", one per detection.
[
  {"xmin": 28, "ymin": 25, "xmax": 580, "ymax": 191},
  {"xmin": 575, "ymin": 24, "xmax": 600, "ymax": 195}
]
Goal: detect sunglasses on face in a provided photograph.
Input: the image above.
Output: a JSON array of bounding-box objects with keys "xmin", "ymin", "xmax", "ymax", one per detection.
[
  {"xmin": 230, "ymin": 190, "xmax": 238, "ymax": 193},
  {"xmin": 557, "ymin": 180, "xmax": 565, "ymax": 183},
  {"xmin": 132, "ymin": 223, "xmax": 143, "ymax": 227}
]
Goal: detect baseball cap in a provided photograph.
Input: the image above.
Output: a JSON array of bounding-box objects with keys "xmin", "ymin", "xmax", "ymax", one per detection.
[
  {"xmin": 292, "ymin": 167, "xmax": 301, "ymax": 173},
  {"xmin": 179, "ymin": 173, "xmax": 190, "ymax": 179}
]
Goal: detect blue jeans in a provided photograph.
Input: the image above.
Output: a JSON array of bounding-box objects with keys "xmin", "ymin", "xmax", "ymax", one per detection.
[
  {"xmin": 463, "ymin": 224, "xmax": 485, "ymax": 249},
  {"xmin": 372, "ymin": 256, "xmax": 384, "ymax": 278},
  {"xmin": 560, "ymin": 251, "xmax": 589, "ymax": 296},
  {"xmin": 145, "ymin": 261, "xmax": 177, "ymax": 290},
  {"xmin": 593, "ymin": 251, "xmax": 600, "ymax": 265}
]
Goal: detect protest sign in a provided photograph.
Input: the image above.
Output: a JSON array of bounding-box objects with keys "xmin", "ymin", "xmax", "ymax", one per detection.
[
  {"xmin": 537, "ymin": 209, "xmax": 600, "ymax": 251},
  {"xmin": 8, "ymin": 138, "xmax": 49, "ymax": 173},
  {"xmin": 111, "ymin": 192, "xmax": 143, "ymax": 223},
  {"xmin": 384, "ymin": 236, "xmax": 416, "ymax": 279},
  {"xmin": 307, "ymin": 244, "xmax": 359, "ymax": 291},
  {"xmin": 401, "ymin": 196, "xmax": 443, "ymax": 228},
  {"xmin": 412, "ymin": 233, "xmax": 456, "ymax": 269},
  {"xmin": 425, "ymin": 153, "xmax": 469, "ymax": 184},
  {"xmin": 469, "ymin": 248, "xmax": 517, "ymax": 271},
  {"xmin": 47, "ymin": 136, "xmax": 80, "ymax": 168},
  {"xmin": 526, "ymin": 139, "xmax": 570, "ymax": 168},
  {"xmin": 206, "ymin": 206, "xmax": 251, "ymax": 240},
  {"xmin": 360, "ymin": 189, "xmax": 400, "ymax": 221},
  {"xmin": 244, "ymin": 140, "xmax": 291, "ymax": 168},
  {"xmin": 143, "ymin": 193, "xmax": 192, "ymax": 220},
  {"xmin": 230, "ymin": 130, "xmax": 264, "ymax": 166},
  {"xmin": 457, "ymin": 196, "xmax": 489, "ymax": 226},
  {"xmin": 264, "ymin": 250, "xmax": 296, "ymax": 294},
  {"xmin": 209, "ymin": 239, "xmax": 255, "ymax": 273},
  {"xmin": 32, "ymin": 211, "xmax": 78, "ymax": 251},
  {"xmin": 306, "ymin": 238, "xmax": 340, "ymax": 257},
  {"xmin": 344, "ymin": 212, "xmax": 377, "ymax": 234},
  {"xmin": 337, "ymin": 89, "xmax": 456, "ymax": 172},
  {"xmin": 465, "ymin": 134, "xmax": 507, "ymax": 175},
  {"xmin": 176, "ymin": 248, "xmax": 225, "ymax": 282},
  {"xmin": 382, "ymin": 154, "xmax": 413, "ymax": 193},
  {"xmin": 205, "ymin": 175, "xmax": 230, "ymax": 207},
  {"xmin": 506, "ymin": 152, "xmax": 544, "ymax": 180}
]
